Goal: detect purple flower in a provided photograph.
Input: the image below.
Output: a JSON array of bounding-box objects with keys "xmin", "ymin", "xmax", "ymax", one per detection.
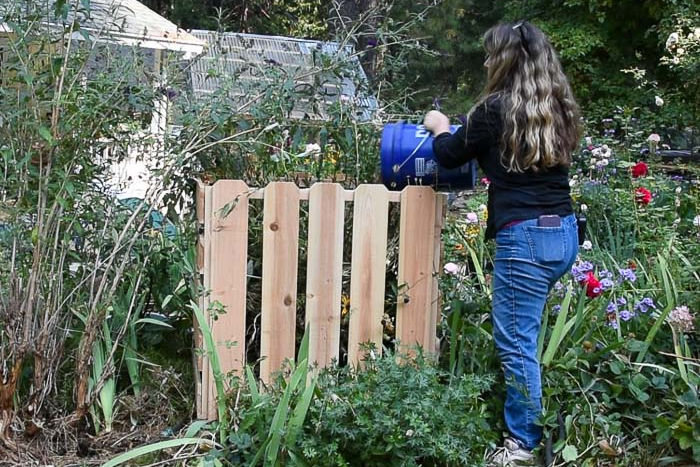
[
  {"xmin": 619, "ymin": 310, "xmax": 632, "ymax": 321},
  {"xmin": 608, "ymin": 320, "xmax": 619, "ymax": 329},
  {"xmin": 606, "ymin": 301, "xmax": 617, "ymax": 313},
  {"xmin": 572, "ymin": 261, "xmax": 594, "ymax": 282},
  {"xmin": 618, "ymin": 268, "xmax": 637, "ymax": 283},
  {"xmin": 634, "ymin": 297, "xmax": 656, "ymax": 313},
  {"xmin": 600, "ymin": 278, "xmax": 614, "ymax": 290},
  {"xmin": 552, "ymin": 305, "xmax": 562, "ymax": 314},
  {"xmin": 600, "ymin": 270, "xmax": 613, "ymax": 279},
  {"xmin": 616, "ymin": 297, "xmax": 627, "ymax": 306},
  {"xmin": 554, "ymin": 281, "xmax": 564, "ymax": 291}
]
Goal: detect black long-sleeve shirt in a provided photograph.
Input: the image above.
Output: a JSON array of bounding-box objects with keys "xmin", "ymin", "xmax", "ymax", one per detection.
[{"xmin": 433, "ymin": 96, "xmax": 573, "ymax": 239}]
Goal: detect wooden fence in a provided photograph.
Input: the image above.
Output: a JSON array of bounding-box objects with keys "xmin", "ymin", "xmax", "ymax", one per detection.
[{"xmin": 194, "ymin": 180, "xmax": 446, "ymax": 420}]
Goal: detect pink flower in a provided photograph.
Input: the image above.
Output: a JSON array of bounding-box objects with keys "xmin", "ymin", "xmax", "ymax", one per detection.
[
  {"xmin": 466, "ymin": 212, "xmax": 479, "ymax": 224},
  {"xmin": 444, "ymin": 262, "xmax": 460, "ymax": 275},
  {"xmin": 647, "ymin": 133, "xmax": 660, "ymax": 143},
  {"xmin": 481, "ymin": 177, "xmax": 490, "ymax": 186}
]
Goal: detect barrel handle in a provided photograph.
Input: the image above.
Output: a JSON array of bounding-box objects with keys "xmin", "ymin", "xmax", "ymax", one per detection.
[{"xmin": 392, "ymin": 131, "xmax": 431, "ymax": 174}]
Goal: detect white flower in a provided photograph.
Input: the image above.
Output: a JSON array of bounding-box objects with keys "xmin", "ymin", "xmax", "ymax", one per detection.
[
  {"xmin": 444, "ymin": 262, "xmax": 460, "ymax": 275},
  {"xmin": 693, "ymin": 215, "xmax": 700, "ymax": 227},
  {"xmin": 592, "ymin": 145, "xmax": 612, "ymax": 158},
  {"xmin": 655, "ymin": 96, "xmax": 664, "ymax": 107},
  {"xmin": 675, "ymin": 198, "xmax": 681, "ymax": 207},
  {"xmin": 581, "ymin": 204, "xmax": 588, "ymax": 212},
  {"xmin": 296, "ymin": 143, "xmax": 321, "ymax": 158},
  {"xmin": 405, "ymin": 429, "xmax": 415, "ymax": 437},
  {"xmin": 590, "ymin": 157, "xmax": 598, "ymax": 164},
  {"xmin": 647, "ymin": 133, "xmax": 661, "ymax": 143},
  {"xmin": 675, "ymin": 187, "xmax": 682, "ymax": 194},
  {"xmin": 600, "ymin": 159, "xmax": 609, "ymax": 166},
  {"xmin": 676, "ymin": 47, "xmax": 685, "ymax": 56},
  {"xmin": 585, "ymin": 137, "xmax": 593, "ymax": 145},
  {"xmin": 582, "ymin": 240, "xmax": 593, "ymax": 250},
  {"xmin": 569, "ymin": 179, "xmax": 578, "ymax": 187},
  {"xmin": 665, "ymin": 32, "xmax": 679, "ymax": 50},
  {"xmin": 666, "ymin": 305, "xmax": 695, "ymax": 333},
  {"xmin": 478, "ymin": 204, "xmax": 487, "ymax": 212},
  {"xmin": 695, "ymin": 27, "xmax": 700, "ymax": 37}
]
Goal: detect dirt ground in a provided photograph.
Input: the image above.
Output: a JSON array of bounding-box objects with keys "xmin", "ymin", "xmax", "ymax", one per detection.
[{"xmin": 0, "ymin": 368, "xmax": 197, "ymax": 467}]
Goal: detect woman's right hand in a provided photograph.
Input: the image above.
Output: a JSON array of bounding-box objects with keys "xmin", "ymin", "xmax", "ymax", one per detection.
[{"xmin": 423, "ymin": 110, "xmax": 451, "ymax": 135}]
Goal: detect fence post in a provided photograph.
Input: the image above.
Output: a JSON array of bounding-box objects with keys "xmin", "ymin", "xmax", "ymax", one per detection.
[
  {"xmin": 207, "ymin": 180, "xmax": 249, "ymax": 419},
  {"xmin": 396, "ymin": 186, "xmax": 437, "ymax": 356},
  {"xmin": 348, "ymin": 184, "xmax": 390, "ymax": 366},
  {"xmin": 260, "ymin": 182, "xmax": 301, "ymax": 384},
  {"xmin": 305, "ymin": 183, "xmax": 345, "ymax": 369}
]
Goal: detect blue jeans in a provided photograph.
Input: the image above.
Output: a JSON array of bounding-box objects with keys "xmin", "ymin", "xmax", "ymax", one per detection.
[{"xmin": 492, "ymin": 214, "xmax": 578, "ymax": 450}]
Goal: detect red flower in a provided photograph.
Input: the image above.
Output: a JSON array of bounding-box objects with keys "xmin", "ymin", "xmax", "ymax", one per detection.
[
  {"xmin": 631, "ymin": 161, "xmax": 648, "ymax": 178},
  {"xmin": 635, "ymin": 187, "xmax": 652, "ymax": 205},
  {"xmin": 481, "ymin": 177, "xmax": 490, "ymax": 186},
  {"xmin": 581, "ymin": 272, "xmax": 602, "ymax": 298}
]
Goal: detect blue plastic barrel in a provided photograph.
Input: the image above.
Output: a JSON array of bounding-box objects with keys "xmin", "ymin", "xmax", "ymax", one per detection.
[{"xmin": 380, "ymin": 123, "xmax": 477, "ymax": 190}]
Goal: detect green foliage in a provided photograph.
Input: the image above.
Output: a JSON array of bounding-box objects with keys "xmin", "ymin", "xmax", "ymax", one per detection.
[
  {"xmin": 214, "ymin": 353, "xmax": 495, "ymax": 466},
  {"xmin": 141, "ymin": 0, "xmax": 328, "ymax": 38},
  {"xmin": 169, "ymin": 51, "xmax": 381, "ymax": 188},
  {"xmin": 298, "ymin": 354, "xmax": 495, "ymax": 466}
]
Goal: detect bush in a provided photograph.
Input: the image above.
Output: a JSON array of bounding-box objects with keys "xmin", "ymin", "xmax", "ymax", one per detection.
[
  {"xmin": 298, "ymin": 354, "xmax": 496, "ymax": 466},
  {"xmin": 219, "ymin": 353, "xmax": 496, "ymax": 466}
]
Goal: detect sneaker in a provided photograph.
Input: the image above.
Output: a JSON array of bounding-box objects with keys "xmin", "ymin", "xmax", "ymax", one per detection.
[{"xmin": 487, "ymin": 437, "xmax": 540, "ymax": 466}]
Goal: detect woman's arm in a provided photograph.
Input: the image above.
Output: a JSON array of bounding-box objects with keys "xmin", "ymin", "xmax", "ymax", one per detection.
[{"xmin": 423, "ymin": 102, "xmax": 496, "ymax": 169}]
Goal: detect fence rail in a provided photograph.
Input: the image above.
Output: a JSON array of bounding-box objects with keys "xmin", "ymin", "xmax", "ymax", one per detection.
[{"xmin": 194, "ymin": 180, "xmax": 446, "ymax": 420}]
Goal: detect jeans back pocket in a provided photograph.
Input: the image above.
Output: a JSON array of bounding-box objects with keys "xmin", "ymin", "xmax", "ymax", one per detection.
[{"xmin": 523, "ymin": 226, "xmax": 566, "ymax": 263}]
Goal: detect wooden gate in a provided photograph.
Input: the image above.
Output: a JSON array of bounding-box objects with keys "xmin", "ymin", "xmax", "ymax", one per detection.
[{"xmin": 194, "ymin": 180, "xmax": 446, "ymax": 420}]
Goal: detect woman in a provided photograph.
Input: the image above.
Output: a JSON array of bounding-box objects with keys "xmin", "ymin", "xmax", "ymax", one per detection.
[{"xmin": 424, "ymin": 21, "xmax": 580, "ymax": 465}]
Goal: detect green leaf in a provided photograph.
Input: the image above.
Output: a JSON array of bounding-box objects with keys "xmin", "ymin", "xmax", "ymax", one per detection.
[
  {"xmin": 542, "ymin": 287, "xmax": 573, "ymax": 366},
  {"xmin": 135, "ymin": 317, "xmax": 173, "ymax": 328},
  {"xmin": 103, "ymin": 438, "xmax": 213, "ymax": 467},
  {"xmin": 285, "ymin": 377, "xmax": 316, "ymax": 448},
  {"xmin": 246, "ymin": 366, "xmax": 260, "ymax": 403},
  {"xmin": 38, "ymin": 126, "xmax": 53, "ymax": 143},
  {"xmin": 185, "ymin": 420, "xmax": 211, "ymax": 438},
  {"xmin": 190, "ymin": 302, "xmax": 228, "ymax": 440},
  {"xmin": 562, "ymin": 445, "xmax": 578, "ymax": 462},
  {"xmin": 628, "ymin": 382, "xmax": 650, "ymax": 403}
]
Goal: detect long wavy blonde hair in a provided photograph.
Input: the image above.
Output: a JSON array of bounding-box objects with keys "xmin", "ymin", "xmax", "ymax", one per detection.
[{"xmin": 474, "ymin": 21, "xmax": 581, "ymax": 172}]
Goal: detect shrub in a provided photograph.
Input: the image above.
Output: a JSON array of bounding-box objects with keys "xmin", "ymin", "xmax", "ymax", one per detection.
[
  {"xmin": 217, "ymin": 353, "xmax": 496, "ymax": 466},
  {"xmin": 298, "ymin": 353, "xmax": 496, "ymax": 466}
]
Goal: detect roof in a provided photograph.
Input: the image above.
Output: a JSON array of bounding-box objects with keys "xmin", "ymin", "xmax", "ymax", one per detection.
[
  {"xmin": 188, "ymin": 31, "xmax": 378, "ymax": 121},
  {"xmin": 1, "ymin": 0, "xmax": 204, "ymax": 54}
]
